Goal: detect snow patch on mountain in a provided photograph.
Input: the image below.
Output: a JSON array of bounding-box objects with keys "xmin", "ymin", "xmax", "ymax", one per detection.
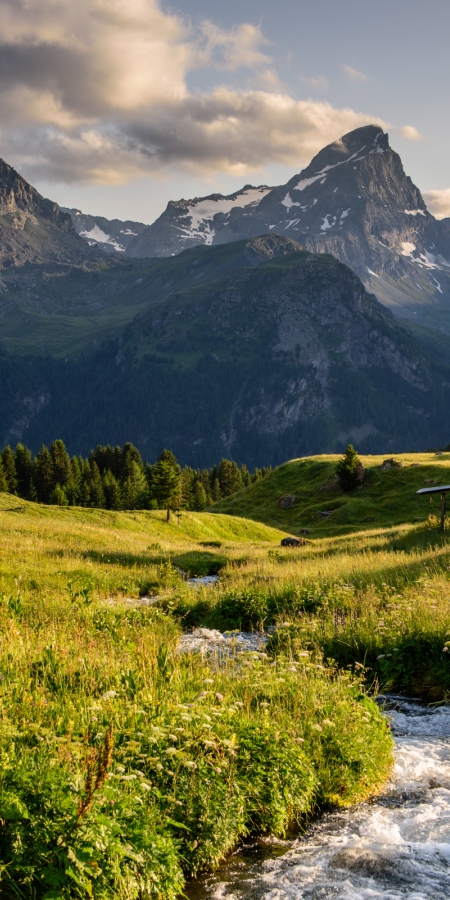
[
  {"xmin": 79, "ymin": 224, "xmax": 125, "ymax": 251},
  {"xmin": 176, "ymin": 188, "xmax": 271, "ymax": 245}
]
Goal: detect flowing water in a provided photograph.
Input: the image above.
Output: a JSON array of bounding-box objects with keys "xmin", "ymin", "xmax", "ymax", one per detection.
[{"xmin": 188, "ymin": 698, "xmax": 450, "ymax": 900}]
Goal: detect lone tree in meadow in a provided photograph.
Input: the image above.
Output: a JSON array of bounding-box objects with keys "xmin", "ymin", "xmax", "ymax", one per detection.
[{"xmin": 336, "ymin": 444, "xmax": 365, "ymax": 492}]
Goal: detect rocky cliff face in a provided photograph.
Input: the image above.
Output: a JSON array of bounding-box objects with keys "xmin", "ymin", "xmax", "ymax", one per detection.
[
  {"xmin": 0, "ymin": 159, "xmax": 95, "ymax": 268},
  {"xmin": 123, "ymin": 126, "xmax": 450, "ymax": 324}
]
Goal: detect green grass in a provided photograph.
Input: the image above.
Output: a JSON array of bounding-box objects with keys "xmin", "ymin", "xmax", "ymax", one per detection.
[
  {"xmin": 212, "ymin": 452, "xmax": 450, "ymax": 535},
  {"xmin": 0, "ymin": 493, "xmax": 393, "ymax": 899}
]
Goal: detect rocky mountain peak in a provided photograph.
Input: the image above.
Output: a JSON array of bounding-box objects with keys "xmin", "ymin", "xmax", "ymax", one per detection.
[{"xmin": 0, "ymin": 158, "xmax": 74, "ymax": 232}]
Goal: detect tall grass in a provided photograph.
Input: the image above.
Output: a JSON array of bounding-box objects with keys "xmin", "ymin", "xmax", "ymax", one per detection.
[{"xmin": 0, "ymin": 595, "xmax": 392, "ymax": 899}]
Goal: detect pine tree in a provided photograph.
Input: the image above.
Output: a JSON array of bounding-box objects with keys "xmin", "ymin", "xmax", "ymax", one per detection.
[
  {"xmin": 50, "ymin": 439, "xmax": 71, "ymax": 489},
  {"xmin": 88, "ymin": 461, "xmax": 105, "ymax": 508},
  {"xmin": 192, "ymin": 481, "xmax": 207, "ymax": 510},
  {"xmin": 152, "ymin": 450, "xmax": 181, "ymax": 521},
  {"xmin": 33, "ymin": 445, "xmax": 54, "ymax": 503},
  {"xmin": 218, "ymin": 458, "xmax": 243, "ymax": 497},
  {"xmin": 121, "ymin": 461, "xmax": 148, "ymax": 509},
  {"xmin": 211, "ymin": 478, "xmax": 222, "ymax": 502},
  {"xmin": 1, "ymin": 445, "xmax": 17, "ymax": 494},
  {"xmin": 50, "ymin": 484, "xmax": 68, "ymax": 506},
  {"xmin": 0, "ymin": 458, "xmax": 7, "ymax": 492},
  {"xmin": 103, "ymin": 469, "xmax": 121, "ymax": 510},
  {"xmin": 336, "ymin": 444, "xmax": 364, "ymax": 492},
  {"xmin": 14, "ymin": 443, "xmax": 33, "ymax": 499}
]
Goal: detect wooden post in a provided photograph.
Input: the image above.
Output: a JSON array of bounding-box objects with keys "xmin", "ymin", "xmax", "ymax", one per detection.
[{"xmin": 441, "ymin": 492, "xmax": 446, "ymax": 532}]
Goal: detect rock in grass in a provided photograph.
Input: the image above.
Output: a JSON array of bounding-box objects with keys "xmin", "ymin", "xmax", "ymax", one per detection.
[
  {"xmin": 381, "ymin": 458, "xmax": 403, "ymax": 471},
  {"xmin": 278, "ymin": 495, "xmax": 296, "ymax": 508},
  {"xmin": 280, "ymin": 537, "xmax": 305, "ymax": 547}
]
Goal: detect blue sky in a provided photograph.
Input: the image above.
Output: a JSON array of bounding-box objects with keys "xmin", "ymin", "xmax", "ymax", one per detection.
[{"xmin": 1, "ymin": 0, "xmax": 449, "ymax": 223}]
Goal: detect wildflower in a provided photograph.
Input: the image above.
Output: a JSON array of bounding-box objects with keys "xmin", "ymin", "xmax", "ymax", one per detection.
[
  {"xmin": 102, "ymin": 691, "xmax": 117, "ymax": 700},
  {"xmin": 116, "ymin": 765, "xmax": 125, "ymax": 773},
  {"xmin": 134, "ymin": 770, "xmax": 145, "ymax": 777},
  {"xmin": 164, "ymin": 747, "xmax": 178, "ymax": 756},
  {"xmin": 215, "ymin": 692, "xmax": 224, "ymax": 702},
  {"xmin": 168, "ymin": 734, "xmax": 178, "ymax": 741},
  {"xmin": 183, "ymin": 760, "xmax": 197, "ymax": 769},
  {"xmin": 322, "ymin": 719, "xmax": 335, "ymax": 728},
  {"xmin": 140, "ymin": 782, "xmax": 152, "ymax": 791},
  {"xmin": 443, "ymin": 647, "xmax": 449, "ymax": 653},
  {"xmin": 312, "ymin": 724, "xmax": 323, "ymax": 732},
  {"xmin": 198, "ymin": 691, "xmax": 209, "ymax": 699},
  {"xmin": 215, "ymin": 767, "xmax": 222, "ymax": 774},
  {"xmin": 204, "ymin": 678, "xmax": 214, "ymax": 684},
  {"xmin": 377, "ymin": 654, "xmax": 385, "ymax": 659},
  {"xmin": 121, "ymin": 774, "xmax": 137, "ymax": 781},
  {"xmin": 155, "ymin": 763, "xmax": 163, "ymax": 771}
]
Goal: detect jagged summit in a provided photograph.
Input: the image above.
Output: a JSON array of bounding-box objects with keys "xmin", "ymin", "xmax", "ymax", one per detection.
[
  {"xmin": 116, "ymin": 123, "xmax": 450, "ymax": 321},
  {"xmin": 0, "ymin": 158, "xmax": 94, "ymax": 268}
]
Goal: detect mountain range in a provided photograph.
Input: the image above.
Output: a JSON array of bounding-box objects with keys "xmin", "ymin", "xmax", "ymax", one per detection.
[
  {"xmin": 66, "ymin": 125, "xmax": 450, "ymax": 333},
  {"xmin": 1, "ymin": 127, "xmax": 450, "ymax": 465}
]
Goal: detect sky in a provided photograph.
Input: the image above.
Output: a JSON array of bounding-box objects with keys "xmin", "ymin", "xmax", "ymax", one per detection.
[{"xmin": 1, "ymin": 0, "xmax": 449, "ymax": 225}]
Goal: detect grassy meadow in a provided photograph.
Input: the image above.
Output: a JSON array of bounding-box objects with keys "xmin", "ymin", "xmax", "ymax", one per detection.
[{"xmin": 2, "ymin": 451, "xmax": 450, "ymax": 897}]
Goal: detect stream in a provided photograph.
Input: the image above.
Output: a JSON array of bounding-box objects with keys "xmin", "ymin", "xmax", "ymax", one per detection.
[{"xmin": 187, "ymin": 697, "xmax": 450, "ymax": 899}]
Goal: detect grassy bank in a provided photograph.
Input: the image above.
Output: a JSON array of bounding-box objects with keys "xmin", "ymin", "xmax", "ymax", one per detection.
[
  {"xmin": 6, "ymin": 466, "xmax": 450, "ymax": 896},
  {"xmin": 0, "ymin": 493, "xmax": 396, "ymax": 898},
  {"xmin": 0, "ymin": 595, "xmax": 392, "ymax": 898}
]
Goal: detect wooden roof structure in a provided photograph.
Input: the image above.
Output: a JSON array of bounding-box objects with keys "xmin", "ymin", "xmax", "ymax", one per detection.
[{"xmin": 416, "ymin": 484, "xmax": 450, "ymax": 530}]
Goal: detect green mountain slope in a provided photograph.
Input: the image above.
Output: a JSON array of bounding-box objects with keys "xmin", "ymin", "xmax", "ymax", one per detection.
[
  {"xmin": 212, "ymin": 452, "xmax": 450, "ymax": 535},
  {"xmin": 2, "ymin": 235, "xmax": 450, "ymax": 464}
]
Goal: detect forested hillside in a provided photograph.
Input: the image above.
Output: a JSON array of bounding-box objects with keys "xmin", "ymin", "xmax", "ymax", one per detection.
[{"xmin": 0, "ymin": 440, "xmax": 270, "ymax": 510}]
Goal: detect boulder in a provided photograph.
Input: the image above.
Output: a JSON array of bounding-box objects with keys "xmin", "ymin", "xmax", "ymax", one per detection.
[
  {"xmin": 278, "ymin": 495, "xmax": 296, "ymax": 509},
  {"xmin": 280, "ymin": 537, "xmax": 305, "ymax": 547},
  {"xmin": 381, "ymin": 458, "xmax": 403, "ymax": 472},
  {"xmin": 297, "ymin": 528, "xmax": 310, "ymax": 535}
]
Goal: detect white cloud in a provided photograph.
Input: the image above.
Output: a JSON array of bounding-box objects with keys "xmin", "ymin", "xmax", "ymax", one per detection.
[
  {"xmin": 397, "ymin": 125, "xmax": 423, "ymax": 141},
  {"xmin": 199, "ymin": 21, "xmax": 271, "ymax": 70},
  {"xmin": 342, "ymin": 64, "xmax": 368, "ymax": 83},
  {"xmin": 423, "ymin": 189, "xmax": 450, "ymax": 220},
  {"xmin": 0, "ymin": 0, "xmax": 393, "ymax": 186}
]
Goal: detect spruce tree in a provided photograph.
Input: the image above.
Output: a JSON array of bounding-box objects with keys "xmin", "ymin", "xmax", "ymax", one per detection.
[
  {"xmin": 336, "ymin": 444, "xmax": 364, "ymax": 492},
  {"xmin": 50, "ymin": 439, "xmax": 71, "ymax": 490},
  {"xmin": 192, "ymin": 481, "xmax": 207, "ymax": 511},
  {"xmin": 1, "ymin": 446, "xmax": 17, "ymax": 494},
  {"xmin": 103, "ymin": 469, "xmax": 121, "ymax": 510},
  {"xmin": 0, "ymin": 458, "xmax": 8, "ymax": 492},
  {"xmin": 14, "ymin": 443, "xmax": 33, "ymax": 499},
  {"xmin": 50, "ymin": 484, "xmax": 68, "ymax": 506},
  {"xmin": 218, "ymin": 458, "xmax": 243, "ymax": 497},
  {"xmin": 33, "ymin": 446, "xmax": 54, "ymax": 503},
  {"xmin": 152, "ymin": 450, "xmax": 181, "ymax": 521}
]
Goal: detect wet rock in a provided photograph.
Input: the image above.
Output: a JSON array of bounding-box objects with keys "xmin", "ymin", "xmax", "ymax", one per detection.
[{"xmin": 178, "ymin": 628, "xmax": 268, "ymax": 656}]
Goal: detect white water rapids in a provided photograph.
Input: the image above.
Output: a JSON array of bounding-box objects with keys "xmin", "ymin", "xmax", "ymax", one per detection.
[{"xmin": 190, "ymin": 698, "xmax": 450, "ymax": 900}]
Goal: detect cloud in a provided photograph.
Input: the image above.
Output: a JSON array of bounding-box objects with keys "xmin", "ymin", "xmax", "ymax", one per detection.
[
  {"xmin": 342, "ymin": 64, "xmax": 368, "ymax": 83},
  {"xmin": 397, "ymin": 125, "xmax": 423, "ymax": 141},
  {"xmin": 298, "ymin": 75, "xmax": 330, "ymax": 92},
  {"xmin": 199, "ymin": 21, "xmax": 271, "ymax": 70},
  {"xmin": 423, "ymin": 189, "xmax": 450, "ymax": 220},
  {"xmin": 0, "ymin": 0, "xmax": 393, "ymax": 186}
]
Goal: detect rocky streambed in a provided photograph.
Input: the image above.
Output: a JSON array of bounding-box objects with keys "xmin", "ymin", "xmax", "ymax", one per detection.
[{"xmin": 186, "ymin": 697, "xmax": 450, "ymax": 900}]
